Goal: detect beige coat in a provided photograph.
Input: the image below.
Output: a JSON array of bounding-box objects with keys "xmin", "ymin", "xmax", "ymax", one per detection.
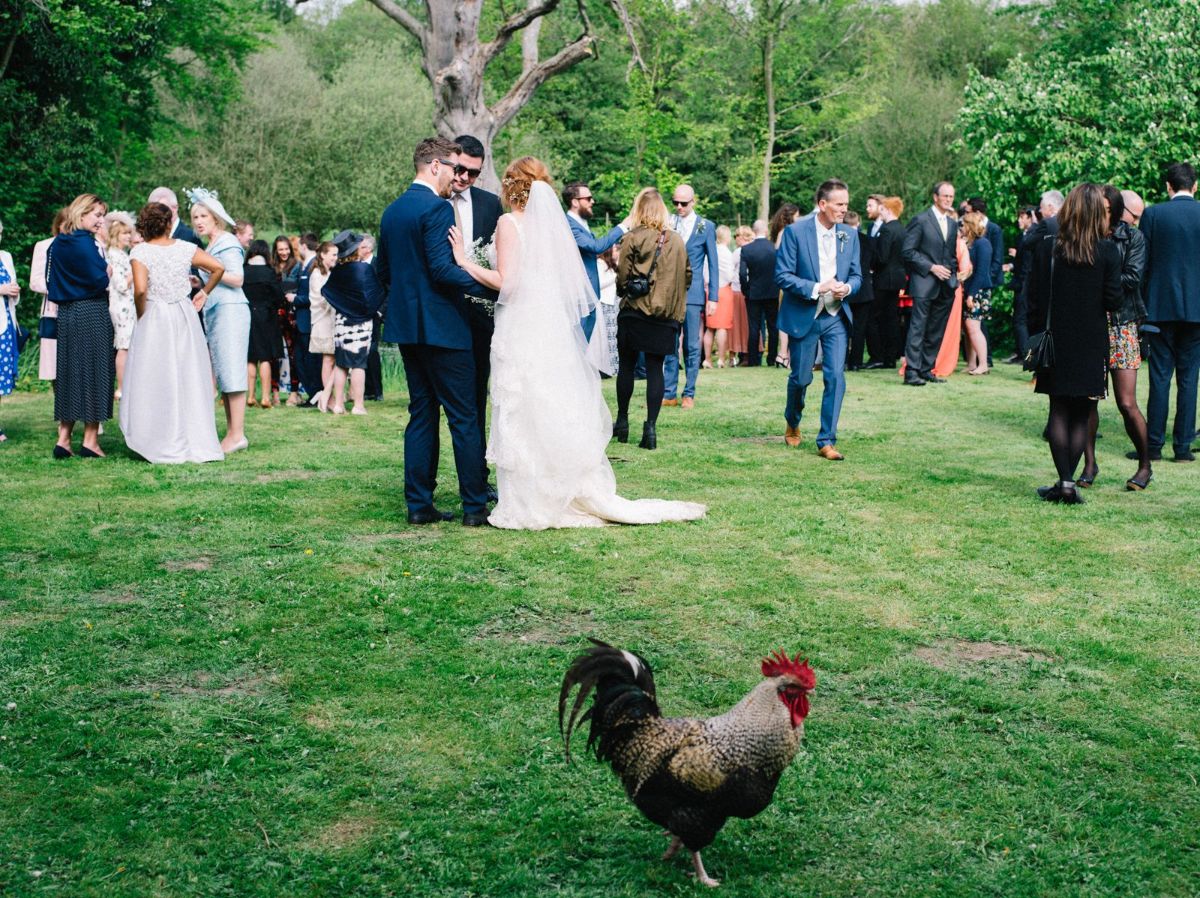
[{"xmin": 617, "ymin": 227, "xmax": 691, "ymax": 322}]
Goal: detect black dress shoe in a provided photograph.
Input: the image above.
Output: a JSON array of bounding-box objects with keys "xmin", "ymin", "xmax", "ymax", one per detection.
[
  {"xmin": 407, "ymin": 508, "xmax": 453, "ymax": 525},
  {"xmin": 1128, "ymin": 449, "xmax": 1163, "ymax": 461},
  {"xmin": 864, "ymin": 361, "xmax": 893, "ymax": 370},
  {"xmin": 52, "ymin": 445, "xmax": 74, "ymax": 459},
  {"xmin": 846, "ymin": 364, "xmax": 863, "ymax": 372},
  {"xmin": 612, "ymin": 419, "xmax": 629, "ymax": 443},
  {"xmin": 926, "ymin": 374, "xmax": 947, "ymax": 383},
  {"xmin": 639, "ymin": 421, "xmax": 657, "ymax": 450},
  {"xmin": 1172, "ymin": 449, "xmax": 1195, "ymax": 462},
  {"xmin": 904, "ymin": 377, "xmax": 926, "ymax": 386},
  {"xmin": 462, "ymin": 512, "xmax": 492, "ymax": 527},
  {"xmin": 1037, "ymin": 483, "xmax": 1061, "ymax": 500}
]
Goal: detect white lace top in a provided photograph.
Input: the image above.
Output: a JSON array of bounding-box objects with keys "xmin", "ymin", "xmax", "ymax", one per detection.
[{"xmin": 130, "ymin": 240, "xmax": 198, "ymax": 305}]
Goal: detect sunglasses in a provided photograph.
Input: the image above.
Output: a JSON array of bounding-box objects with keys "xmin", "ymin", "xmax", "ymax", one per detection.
[
  {"xmin": 673, "ymin": 199, "xmax": 693, "ymax": 207},
  {"xmin": 454, "ymin": 164, "xmax": 482, "ymax": 178},
  {"xmin": 577, "ymin": 195, "xmax": 594, "ymax": 202}
]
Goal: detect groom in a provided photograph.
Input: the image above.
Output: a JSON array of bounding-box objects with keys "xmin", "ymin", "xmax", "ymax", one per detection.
[{"xmin": 376, "ymin": 137, "xmax": 490, "ymax": 526}]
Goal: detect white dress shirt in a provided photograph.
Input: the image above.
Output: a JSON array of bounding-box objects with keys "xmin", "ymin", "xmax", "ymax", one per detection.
[
  {"xmin": 673, "ymin": 212, "xmax": 697, "ymax": 244},
  {"xmin": 933, "ymin": 207, "xmax": 949, "ymax": 241},
  {"xmin": 451, "ymin": 188, "xmax": 474, "ymax": 248}
]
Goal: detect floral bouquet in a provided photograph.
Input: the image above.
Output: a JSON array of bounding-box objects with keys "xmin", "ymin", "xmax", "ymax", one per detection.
[{"xmin": 466, "ymin": 237, "xmax": 496, "ymax": 317}]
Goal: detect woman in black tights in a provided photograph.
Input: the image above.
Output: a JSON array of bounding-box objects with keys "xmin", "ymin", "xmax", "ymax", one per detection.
[
  {"xmin": 613, "ymin": 188, "xmax": 690, "ymax": 449},
  {"xmin": 1079, "ymin": 186, "xmax": 1153, "ymax": 490},
  {"xmin": 1027, "ymin": 183, "xmax": 1123, "ymax": 504}
]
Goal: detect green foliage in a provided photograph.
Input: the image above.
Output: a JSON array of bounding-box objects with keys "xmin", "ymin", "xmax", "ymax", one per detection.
[{"xmin": 958, "ymin": 0, "xmax": 1200, "ymax": 225}]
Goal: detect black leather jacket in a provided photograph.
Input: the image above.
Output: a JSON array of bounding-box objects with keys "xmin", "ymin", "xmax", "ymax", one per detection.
[{"xmin": 1110, "ymin": 221, "xmax": 1147, "ymax": 325}]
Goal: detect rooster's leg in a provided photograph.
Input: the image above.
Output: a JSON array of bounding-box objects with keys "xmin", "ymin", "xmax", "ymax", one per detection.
[
  {"xmin": 662, "ymin": 835, "xmax": 682, "ymax": 860},
  {"xmin": 690, "ymin": 851, "xmax": 720, "ymax": 888}
]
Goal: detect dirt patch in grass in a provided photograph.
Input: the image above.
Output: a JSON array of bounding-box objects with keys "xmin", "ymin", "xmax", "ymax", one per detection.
[
  {"xmin": 139, "ymin": 670, "xmax": 273, "ymax": 698},
  {"xmin": 89, "ymin": 590, "xmax": 141, "ymax": 606},
  {"xmin": 731, "ymin": 435, "xmax": 785, "ymax": 445},
  {"xmin": 162, "ymin": 555, "xmax": 215, "ymax": 572},
  {"xmin": 308, "ymin": 815, "xmax": 378, "ymax": 851},
  {"xmin": 254, "ymin": 469, "xmax": 318, "ymax": 485},
  {"xmin": 914, "ymin": 639, "xmax": 1053, "ymax": 670},
  {"xmin": 475, "ymin": 606, "xmax": 596, "ymax": 645}
]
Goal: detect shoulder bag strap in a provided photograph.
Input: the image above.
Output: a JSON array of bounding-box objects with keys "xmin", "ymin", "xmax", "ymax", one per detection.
[{"xmin": 646, "ymin": 229, "xmax": 667, "ymax": 279}]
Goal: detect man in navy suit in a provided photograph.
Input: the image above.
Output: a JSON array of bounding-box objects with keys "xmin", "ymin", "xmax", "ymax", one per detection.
[
  {"xmin": 902, "ymin": 181, "xmax": 959, "ymax": 385},
  {"xmin": 738, "ymin": 219, "xmax": 778, "ymax": 366},
  {"xmin": 376, "ymin": 137, "xmax": 490, "ymax": 526},
  {"xmin": 563, "ymin": 181, "xmax": 629, "ymax": 339},
  {"xmin": 1140, "ymin": 162, "xmax": 1200, "ymax": 462},
  {"xmin": 448, "ymin": 134, "xmax": 503, "ymax": 452},
  {"xmin": 775, "ymin": 178, "xmax": 862, "ymax": 460},
  {"xmin": 664, "ymin": 184, "xmax": 719, "ymax": 408}
]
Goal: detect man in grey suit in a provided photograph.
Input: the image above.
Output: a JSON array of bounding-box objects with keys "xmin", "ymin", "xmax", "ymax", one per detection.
[
  {"xmin": 1140, "ymin": 162, "xmax": 1200, "ymax": 462},
  {"xmin": 901, "ymin": 181, "xmax": 959, "ymax": 385}
]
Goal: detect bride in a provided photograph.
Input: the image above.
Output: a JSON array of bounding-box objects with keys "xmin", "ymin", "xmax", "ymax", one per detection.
[{"xmin": 450, "ymin": 157, "xmax": 705, "ymax": 530}]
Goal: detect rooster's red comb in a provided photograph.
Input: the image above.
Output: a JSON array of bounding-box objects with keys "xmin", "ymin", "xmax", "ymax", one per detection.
[{"xmin": 760, "ymin": 649, "xmax": 816, "ymax": 688}]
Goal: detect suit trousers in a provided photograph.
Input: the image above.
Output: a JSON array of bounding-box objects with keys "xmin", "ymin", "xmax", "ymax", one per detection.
[
  {"xmin": 745, "ymin": 296, "xmax": 779, "ymax": 366},
  {"xmin": 904, "ymin": 285, "xmax": 955, "ymax": 379},
  {"xmin": 664, "ymin": 304, "xmax": 703, "ymax": 398},
  {"xmin": 293, "ymin": 329, "xmax": 321, "ymax": 399},
  {"xmin": 364, "ymin": 318, "xmax": 383, "ymax": 399},
  {"xmin": 1012, "ymin": 287, "xmax": 1030, "ymax": 356},
  {"xmin": 785, "ymin": 312, "xmax": 849, "ymax": 447},
  {"xmin": 866, "ymin": 289, "xmax": 901, "ymax": 364},
  {"xmin": 847, "ymin": 302, "xmax": 870, "ymax": 367},
  {"xmin": 1146, "ymin": 322, "xmax": 1200, "ymax": 454},
  {"xmin": 399, "ymin": 343, "xmax": 488, "ymax": 516}
]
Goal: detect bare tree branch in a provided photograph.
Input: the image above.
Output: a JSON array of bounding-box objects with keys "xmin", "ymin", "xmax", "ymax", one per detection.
[
  {"xmin": 776, "ymin": 84, "xmax": 855, "ymax": 119},
  {"xmin": 367, "ymin": 0, "xmax": 428, "ymax": 48},
  {"xmin": 482, "ymin": 0, "xmax": 560, "ymax": 66},
  {"xmin": 491, "ymin": 32, "xmax": 595, "ymax": 131},
  {"xmin": 606, "ymin": 0, "xmax": 645, "ymax": 75}
]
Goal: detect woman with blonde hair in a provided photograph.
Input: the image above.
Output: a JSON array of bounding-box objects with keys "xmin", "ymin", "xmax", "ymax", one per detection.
[
  {"xmin": 47, "ymin": 193, "xmax": 111, "ymax": 458},
  {"xmin": 450, "ymin": 159, "xmax": 704, "ymax": 529},
  {"xmin": 960, "ymin": 211, "xmax": 993, "ymax": 374},
  {"xmin": 703, "ymin": 224, "xmax": 735, "ymax": 369},
  {"xmin": 105, "ymin": 210, "xmax": 137, "ymax": 398},
  {"xmin": 728, "ymin": 225, "xmax": 753, "ymax": 364}
]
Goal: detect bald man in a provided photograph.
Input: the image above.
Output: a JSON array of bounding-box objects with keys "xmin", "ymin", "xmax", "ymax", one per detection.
[
  {"xmin": 1121, "ymin": 190, "xmax": 1145, "ymax": 227},
  {"xmin": 662, "ymin": 184, "xmax": 719, "ymax": 408}
]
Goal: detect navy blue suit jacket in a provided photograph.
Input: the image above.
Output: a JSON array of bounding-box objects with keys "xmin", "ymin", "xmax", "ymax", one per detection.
[
  {"xmin": 1140, "ymin": 194, "xmax": 1200, "ymax": 324},
  {"xmin": 774, "ymin": 217, "xmax": 862, "ymax": 340},
  {"xmin": 673, "ymin": 216, "xmax": 719, "ymax": 306},
  {"xmin": 738, "ymin": 237, "xmax": 778, "ymax": 300},
  {"xmin": 293, "ymin": 257, "xmax": 315, "ymax": 333},
  {"xmin": 568, "ymin": 214, "xmax": 624, "ymax": 298},
  {"xmin": 985, "ymin": 219, "xmax": 1005, "ymax": 285},
  {"xmin": 377, "ymin": 182, "xmax": 481, "ymax": 349}
]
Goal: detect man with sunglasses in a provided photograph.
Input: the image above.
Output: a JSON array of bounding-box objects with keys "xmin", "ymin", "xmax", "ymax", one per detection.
[
  {"xmin": 664, "ymin": 184, "xmax": 719, "ymax": 409},
  {"xmin": 563, "ymin": 181, "xmax": 629, "ymax": 340},
  {"xmin": 450, "ymin": 135, "xmax": 502, "ymax": 499}
]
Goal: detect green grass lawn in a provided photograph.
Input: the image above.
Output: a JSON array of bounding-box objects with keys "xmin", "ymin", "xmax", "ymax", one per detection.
[{"xmin": 1, "ymin": 360, "xmax": 1197, "ymax": 897}]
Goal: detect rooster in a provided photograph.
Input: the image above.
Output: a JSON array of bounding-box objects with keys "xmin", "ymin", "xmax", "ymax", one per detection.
[{"xmin": 558, "ymin": 639, "xmax": 815, "ymax": 887}]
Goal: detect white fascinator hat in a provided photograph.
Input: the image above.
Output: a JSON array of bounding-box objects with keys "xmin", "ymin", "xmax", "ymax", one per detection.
[{"xmin": 184, "ymin": 187, "xmax": 236, "ymax": 227}]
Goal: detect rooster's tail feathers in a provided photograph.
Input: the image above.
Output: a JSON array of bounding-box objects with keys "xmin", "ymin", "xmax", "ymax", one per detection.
[{"xmin": 559, "ymin": 638, "xmax": 659, "ymax": 762}]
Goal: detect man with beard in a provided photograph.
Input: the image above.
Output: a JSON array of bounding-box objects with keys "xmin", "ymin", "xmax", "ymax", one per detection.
[{"xmin": 563, "ymin": 181, "xmax": 629, "ymax": 340}]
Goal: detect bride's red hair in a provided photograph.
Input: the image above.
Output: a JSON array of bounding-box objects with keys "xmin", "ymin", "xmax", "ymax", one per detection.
[{"xmin": 501, "ymin": 156, "xmax": 553, "ymax": 209}]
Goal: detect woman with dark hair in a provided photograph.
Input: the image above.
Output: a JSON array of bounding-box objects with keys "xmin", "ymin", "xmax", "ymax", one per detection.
[
  {"xmin": 271, "ymin": 235, "xmax": 301, "ymax": 405},
  {"xmin": 1027, "ymin": 183, "xmax": 1123, "ymax": 503},
  {"xmin": 307, "ymin": 241, "xmax": 338, "ymax": 411},
  {"xmin": 47, "ymin": 193, "xmax": 111, "ymax": 458},
  {"xmin": 120, "ymin": 202, "xmax": 226, "ymax": 463},
  {"xmin": 1078, "ymin": 185, "xmax": 1152, "ymax": 490},
  {"xmin": 768, "ymin": 203, "xmax": 801, "ymax": 366},
  {"xmin": 244, "ymin": 239, "xmax": 285, "ymax": 408}
]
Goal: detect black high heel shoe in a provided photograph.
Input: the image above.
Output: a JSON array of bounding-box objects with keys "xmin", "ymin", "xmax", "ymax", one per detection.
[
  {"xmin": 612, "ymin": 419, "xmax": 629, "ymax": 443},
  {"xmin": 639, "ymin": 422, "xmax": 657, "ymax": 450},
  {"xmin": 52, "ymin": 444, "xmax": 73, "ymax": 459},
  {"xmin": 1077, "ymin": 466, "xmax": 1098, "ymax": 487}
]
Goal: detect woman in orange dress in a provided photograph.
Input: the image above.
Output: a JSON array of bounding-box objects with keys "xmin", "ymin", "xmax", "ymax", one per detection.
[
  {"xmin": 703, "ymin": 225, "xmax": 736, "ymax": 368},
  {"xmin": 930, "ymin": 214, "xmax": 971, "ymax": 377},
  {"xmin": 727, "ymin": 225, "xmax": 752, "ymax": 364}
]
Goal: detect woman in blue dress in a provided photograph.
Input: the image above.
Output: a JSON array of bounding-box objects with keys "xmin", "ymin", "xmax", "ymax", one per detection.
[
  {"xmin": 0, "ymin": 215, "xmax": 22, "ymax": 442},
  {"xmin": 187, "ymin": 188, "xmax": 250, "ymax": 454}
]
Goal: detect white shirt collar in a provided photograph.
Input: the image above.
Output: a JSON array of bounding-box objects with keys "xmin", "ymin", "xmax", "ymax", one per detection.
[
  {"xmin": 412, "ymin": 179, "xmax": 439, "ymax": 194},
  {"xmin": 452, "ymin": 188, "xmax": 472, "ymax": 206},
  {"xmin": 568, "ymin": 210, "xmax": 588, "ymax": 227},
  {"xmin": 815, "ymin": 218, "xmax": 835, "ymax": 238}
]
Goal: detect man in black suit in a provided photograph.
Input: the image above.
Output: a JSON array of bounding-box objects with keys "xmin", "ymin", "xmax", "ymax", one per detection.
[
  {"xmin": 866, "ymin": 196, "xmax": 905, "ymax": 368},
  {"xmin": 1140, "ymin": 162, "xmax": 1200, "ymax": 462},
  {"xmin": 738, "ymin": 219, "xmax": 778, "ymax": 366},
  {"xmin": 901, "ymin": 181, "xmax": 959, "ymax": 385},
  {"xmin": 844, "ymin": 210, "xmax": 874, "ymax": 370},
  {"xmin": 1008, "ymin": 190, "xmax": 1063, "ymax": 362}
]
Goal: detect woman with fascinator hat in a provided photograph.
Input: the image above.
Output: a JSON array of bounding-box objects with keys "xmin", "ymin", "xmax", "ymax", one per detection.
[
  {"xmin": 449, "ymin": 156, "xmax": 705, "ymax": 530},
  {"xmin": 187, "ymin": 187, "xmax": 250, "ymax": 453}
]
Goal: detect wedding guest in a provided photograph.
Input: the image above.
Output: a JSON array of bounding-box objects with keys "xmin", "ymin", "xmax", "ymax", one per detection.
[
  {"xmin": 47, "ymin": 193, "xmax": 111, "ymax": 458},
  {"xmin": 243, "ymin": 239, "xmax": 284, "ymax": 408},
  {"xmin": 902, "ymin": 181, "xmax": 959, "ymax": 386},
  {"xmin": 597, "ymin": 245, "xmax": 620, "ymax": 375},
  {"xmin": 703, "ymin": 224, "xmax": 735, "ymax": 369},
  {"xmin": 322, "ymin": 231, "xmax": 386, "ymax": 415},
  {"xmin": 663, "ymin": 183, "xmax": 717, "ymax": 409},
  {"xmin": 147, "ymin": 187, "xmax": 202, "ymax": 246},
  {"xmin": 1003, "ymin": 205, "xmax": 1038, "ymax": 362},
  {"xmin": 728, "ymin": 225, "xmax": 752, "ymax": 365},
  {"xmin": 234, "ymin": 220, "xmax": 255, "ymax": 249},
  {"xmin": 271, "ymin": 234, "xmax": 300, "ymax": 405},
  {"xmin": 30, "ymin": 210, "xmax": 67, "ymax": 385},
  {"xmin": 308, "ymin": 241, "xmax": 338, "ymax": 411},
  {"xmin": 1120, "ymin": 190, "xmax": 1145, "ymax": 228},
  {"xmin": 1027, "ymin": 183, "xmax": 1122, "ymax": 504},
  {"xmin": 865, "ymin": 196, "xmax": 904, "ymax": 368},
  {"xmin": 614, "ymin": 187, "xmax": 690, "ymax": 449},
  {"xmin": 563, "ymin": 180, "xmax": 628, "ymax": 341},
  {"xmin": 121, "ymin": 202, "xmax": 225, "ymax": 463},
  {"xmin": 0, "ymin": 216, "xmax": 20, "ymax": 441},
  {"xmin": 1081, "ymin": 186, "xmax": 1151, "ymax": 490},
  {"xmin": 290, "ymin": 233, "xmax": 321, "ymax": 402},
  {"xmin": 105, "ymin": 211, "xmax": 136, "ymax": 399},
  {"xmin": 768, "ymin": 203, "xmax": 800, "ymax": 366},
  {"xmin": 359, "ymin": 234, "xmax": 385, "ymax": 401},
  {"xmin": 740, "ymin": 218, "xmax": 778, "ymax": 367},
  {"xmin": 187, "ymin": 188, "xmax": 249, "ymax": 453},
  {"xmin": 843, "ymin": 210, "xmax": 873, "ymax": 371},
  {"xmin": 1013, "ymin": 190, "xmax": 1064, "ymax": 364},
  {"xmin": 961, "ymin": 211, "xmax": 992, "ymax": 375}
]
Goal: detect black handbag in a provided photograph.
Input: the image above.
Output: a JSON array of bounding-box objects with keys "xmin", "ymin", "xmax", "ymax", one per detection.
[
  {"xmin": 620, "ymin": 230, "xmax": 666, "ymax": 300},
  {"xmin": 1023, "ymin": 258, "xmax": 1055, "ymax": 372},
  {"xmin": 38, "ymin": 293, "xmax": 57, "ymax": 339},
  {"xmin": 15, "ymin": 322, "xmax": 31, "ymax": 352}
]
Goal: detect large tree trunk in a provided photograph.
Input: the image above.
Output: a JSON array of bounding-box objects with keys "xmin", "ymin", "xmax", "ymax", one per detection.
[
  {"xmin": 369, "ymin": 0, "xmax": 639, "ymax": 191},
  {"xmin": 759, "ymin": 29, "xmax": 776, "ymax": 221}
]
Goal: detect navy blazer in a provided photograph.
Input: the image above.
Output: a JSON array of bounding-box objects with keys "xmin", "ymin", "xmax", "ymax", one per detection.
[
  {"xmin": 672, "ymin": 215, "xmax": 719, "ymax": 305},
  {"xmin": 1140, "ymin": 194, "xmax": 1200, "ymax": 324},
  {"xmin": 902, "ymin": 208, "xmax": 959, "ymax": 298},
  {"xmin": 568, "ymin": 214, "xmax": 624, "ymax": 298},
  {"xmin": 377, "ymin": 182, "xmax": 481, "ymax": 349},
  {"xmin": 172, "ymin": 220, "xmax": 203, "ymax": 248},
  {"xmin": 985, "ymin": 219, "xmax": 1005, "ymax": 285},
  {"xmin": 293, "ymin": 258, "xmax": 314, "ymax": 333},
  {"xmin": 469, "ymin": 185, "xmax": 503, "ymax": 246},
  {"xmin": 738, "ymin": 237, "xmax": 777, "ymax": 300},
  {"xmin": 774, "ymin": 217, "xmax": 862, "ymax": 340}
]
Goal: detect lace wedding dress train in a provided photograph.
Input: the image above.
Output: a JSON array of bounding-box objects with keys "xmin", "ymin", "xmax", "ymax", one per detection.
[{"xmin": 486, "ymin": 183, "xmax": 706, "ymax": 530}]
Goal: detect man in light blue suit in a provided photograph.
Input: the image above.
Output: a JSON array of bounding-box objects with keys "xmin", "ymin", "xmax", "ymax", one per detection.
[
  {"xmin": 775, "ymin": 178, "xmax": 862, "ymax": 460},
  {"xmin": 563, "ymin": 181, "xmax": 629, "ymax": 340},
  {"xmin": 663, "ymin": 183, "xmax": 719, "ymax": 408}
]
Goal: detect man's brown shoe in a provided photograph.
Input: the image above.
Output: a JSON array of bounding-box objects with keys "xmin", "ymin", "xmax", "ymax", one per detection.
[
  {"xmin": 681, "ymin": 396, "xmax": 694, "ymax": 409},
  {"xmin": 817, "ymin": 444, "xmax": 844, "ymax": 461},
  {"xmin": 784, "ymin": 425, "xmax": 801, "ymax": 448},
  {"xmin": 661, "ymin": 398, "xmax": 679, "ymax": 407}
]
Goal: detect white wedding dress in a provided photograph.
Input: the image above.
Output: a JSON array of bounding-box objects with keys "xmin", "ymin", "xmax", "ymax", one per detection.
[{"xmin": 486, "ymin": 182, "xmax": 706, "ymax": 530}]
